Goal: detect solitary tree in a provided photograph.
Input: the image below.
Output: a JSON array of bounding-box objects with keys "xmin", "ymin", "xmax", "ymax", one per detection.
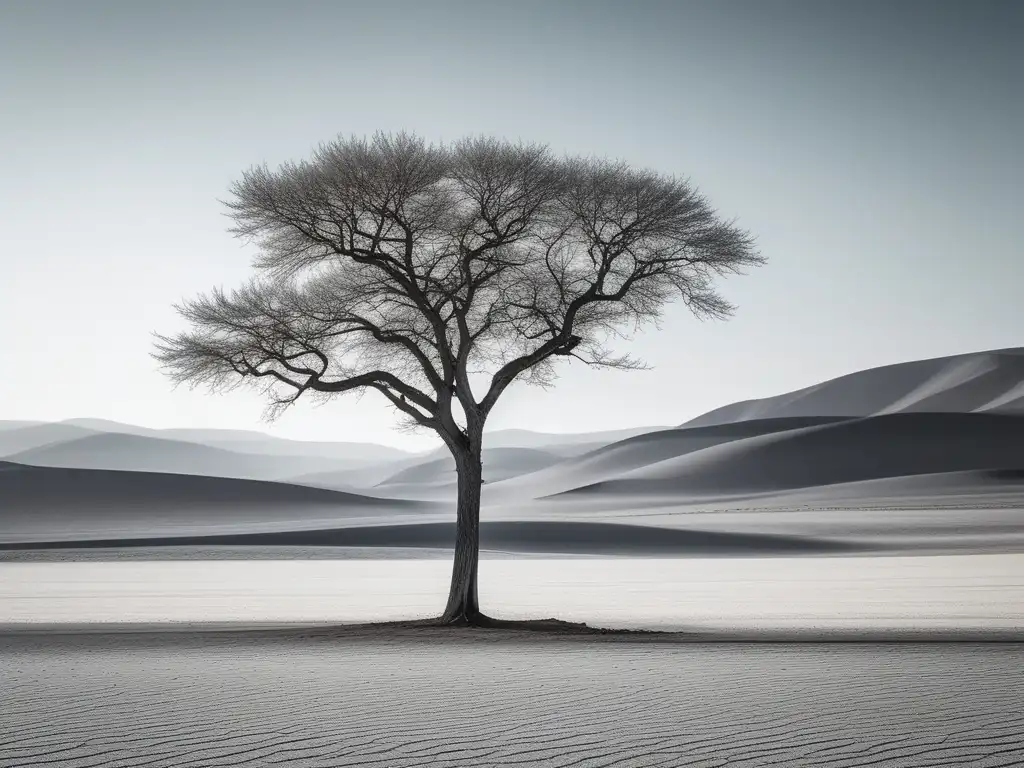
[{"xmin": 153, "ymin": 132, "xmax": 763, "ymax": 625}]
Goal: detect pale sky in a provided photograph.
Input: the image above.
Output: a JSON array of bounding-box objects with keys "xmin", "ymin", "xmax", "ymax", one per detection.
[{"xmin": 1, "ymin": 0, "xmax": 1021, "ymax": 450}]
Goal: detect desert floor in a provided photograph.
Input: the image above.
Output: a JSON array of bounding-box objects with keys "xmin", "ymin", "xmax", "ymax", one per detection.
[
  {"xmin": 2, "ymin": 627, "xmax": 1022, "ymax": 767},
  {"xmin": 3, "ymin": 554, "xmax": 1022, "ymax": 633}
]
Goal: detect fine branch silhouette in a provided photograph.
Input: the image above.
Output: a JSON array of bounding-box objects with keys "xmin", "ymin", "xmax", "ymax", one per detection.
[{"xmin": 153, "ymin": 131, "xmax": 764, "ymax": 625}]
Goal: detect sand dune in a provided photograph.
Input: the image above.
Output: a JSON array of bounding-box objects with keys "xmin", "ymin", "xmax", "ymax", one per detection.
[
  {"xmin": 180, "ymin": 434, "xmax": 411, "ymax": 463},
  {"xmin": 685, "ymin": 347, "xmax": 1024, "ymax": 427},
  {"xmin": 485, "ymin": 416, "xmax": 849, "ymax": 501},
  {"xmin": 262, "ymin": 427, "xmax": 669, "ymax": 465},
  {"xmin": 1, "ymin": 632, "xmax": 1021, "ymax": 767},
  {"xmin": 0, "ymin": 461, "xmax": 407, "ymax": 509},
  {"xmin": 769, "ymin": 467, "xmax": 1024, "ymax": 504},
  {"xmin": 384, "ymin": 447, "xmax": 559, "ymax": 486},
  {"xmin": 287, "ymin": 458, "xmax": 424, "ymax": 491},
  {"xmin": 0, "ymin": 421, "xmax": 108, "ymax": 455},
  {"xmin": 0, "ymin": 419, "xmax": 413, "ymax": 465},
  {"xmin": 0, "ymin": 420, "xmax": 43, "ymax": 432},
  {"xmin": 7, "ymin": 412, "xmax": 1021, "ymax": 556},
  {"xmin": 0, "ymin": 462, "xmax": 432, "ymax": 542},
  {"xmin": 481, "ymin": 425, "xmax": 670, "ymax": 451},
  {"xmin": 59, "ymin": 418, "xmax": 414, "ymax": 462},
  {"xmin": 289, "ymin": 447, "xmax": 562, "ymax": 496},
  {"xmin": 0, "ymin": 420, "xmax": 675, "ymax": 493},
  {"xmin": 555, "ymin": 412, "xmax": 1024, "ymax": 498},
  {"xmin": 5, "ymin": 351, "xmax": 1024, "ymax": 561},
  {"xmin": 0, "ymin": 519, "xmax": 853, "ymax": 556},
  {"xmin": 406, "ymin": 426, "xmax": 673, "ymax": 462},
  {"xmin": 3, "ymin": 431, "xmax": 361, "ymax": 481},
  {"xmin": 57, "ymin": 417, "xmax": 277, "ymax": 442}
]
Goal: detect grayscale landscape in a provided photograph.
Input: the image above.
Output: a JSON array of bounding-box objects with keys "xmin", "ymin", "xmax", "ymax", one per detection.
[
  {"xmin": 4, "ymin": 348, "xmax": 1024, "ymax": 566},
  {"xmin": 4, "ymin": 349, "xmax": 1024, "ymax": 764},
  {"xmin": 2, "ymin": 0, "xmax": 1022, "ymax": 766}
]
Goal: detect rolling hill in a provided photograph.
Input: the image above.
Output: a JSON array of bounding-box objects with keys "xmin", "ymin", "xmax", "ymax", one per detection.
[
  {"xmin": 553, "ymin": 412, "xmax": 1024, "ymax": 499},
  {"xmin": 25, "ymin": 418, "xmax": 413, "ymax": 464},
  {"xmin": 684, "ymin": 348, "xmax": 1024, "ymax": 427},
  {"xmin": 4, "ymin": 432, "xmax": 358, "ymax": 482},
  {"xmin": 484, "ymin": 417, "xmax": 850, "ymax": 501},
  {"xmin": 380, "ymin": 447, "xmax": 560, "ymax": 487},
  {"xmin": 0, "ymin": 461, "xmax": 433, "ymax": 543},
  {"xmin": 5, "ymin": 347, "xmax": 1024, "ymax": 557}
]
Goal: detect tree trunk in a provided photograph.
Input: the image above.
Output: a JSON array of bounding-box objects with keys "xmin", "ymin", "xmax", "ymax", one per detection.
[{"xmin": 440, "ymin": 443, "xmax": 484, "ymax": 624}]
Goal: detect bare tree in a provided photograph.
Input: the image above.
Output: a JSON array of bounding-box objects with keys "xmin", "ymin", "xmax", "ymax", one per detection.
[{"xmin": 153, "ymin": 132, "xmax": 764, "ymax": 625}]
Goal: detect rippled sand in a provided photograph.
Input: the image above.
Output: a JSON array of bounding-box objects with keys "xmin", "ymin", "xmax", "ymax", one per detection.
[{"xmin": 3, "ymin": 629, "xmax": 1022, "ymax": 767}]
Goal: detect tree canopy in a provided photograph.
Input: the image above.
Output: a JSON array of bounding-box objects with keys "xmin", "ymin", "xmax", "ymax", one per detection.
[{"xmin": 154, "ymin": 132, "xmax": 763, "ymax": 456}]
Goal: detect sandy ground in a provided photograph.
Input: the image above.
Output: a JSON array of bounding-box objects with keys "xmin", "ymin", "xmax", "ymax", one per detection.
[
  {"xmin": 3, "ymin": 555, "xmax": 1023, "ymax": 634},
  {"xmin": 2, "ymin": 628, "xmax": 1022, "ymax": 767}
]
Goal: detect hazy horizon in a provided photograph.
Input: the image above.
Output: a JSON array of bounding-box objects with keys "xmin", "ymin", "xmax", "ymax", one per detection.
[{"xmin": 2, "ymin": 0, "xmax": 1021, "ymax": 450}]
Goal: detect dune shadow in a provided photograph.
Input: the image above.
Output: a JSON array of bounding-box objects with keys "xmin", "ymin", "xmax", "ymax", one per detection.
[{"xmin": 0, "ymin": 520, "xmax": 856, "ymax": 556}]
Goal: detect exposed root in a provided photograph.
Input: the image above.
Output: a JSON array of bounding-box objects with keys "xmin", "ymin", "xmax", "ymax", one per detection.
[{"xmin": 431, "ymin": 613, "xmax": 668, "ymax": 635}]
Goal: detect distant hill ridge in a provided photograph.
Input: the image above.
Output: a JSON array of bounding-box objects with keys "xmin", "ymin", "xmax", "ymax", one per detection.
[
  {"xmin": 3, "ymin": 347, "xmax": 1024, "ymax": 514},
  {"xmin": 683, "ymin": 348, "xmax": 1024, "ymax": 427},
  {"xmin": 0, "ymin": 418, "xmax": 671, "ymax": 488},
  {"xmin": 551, "ymin": 412, "xmax": 1024, "ymax": 499}
]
